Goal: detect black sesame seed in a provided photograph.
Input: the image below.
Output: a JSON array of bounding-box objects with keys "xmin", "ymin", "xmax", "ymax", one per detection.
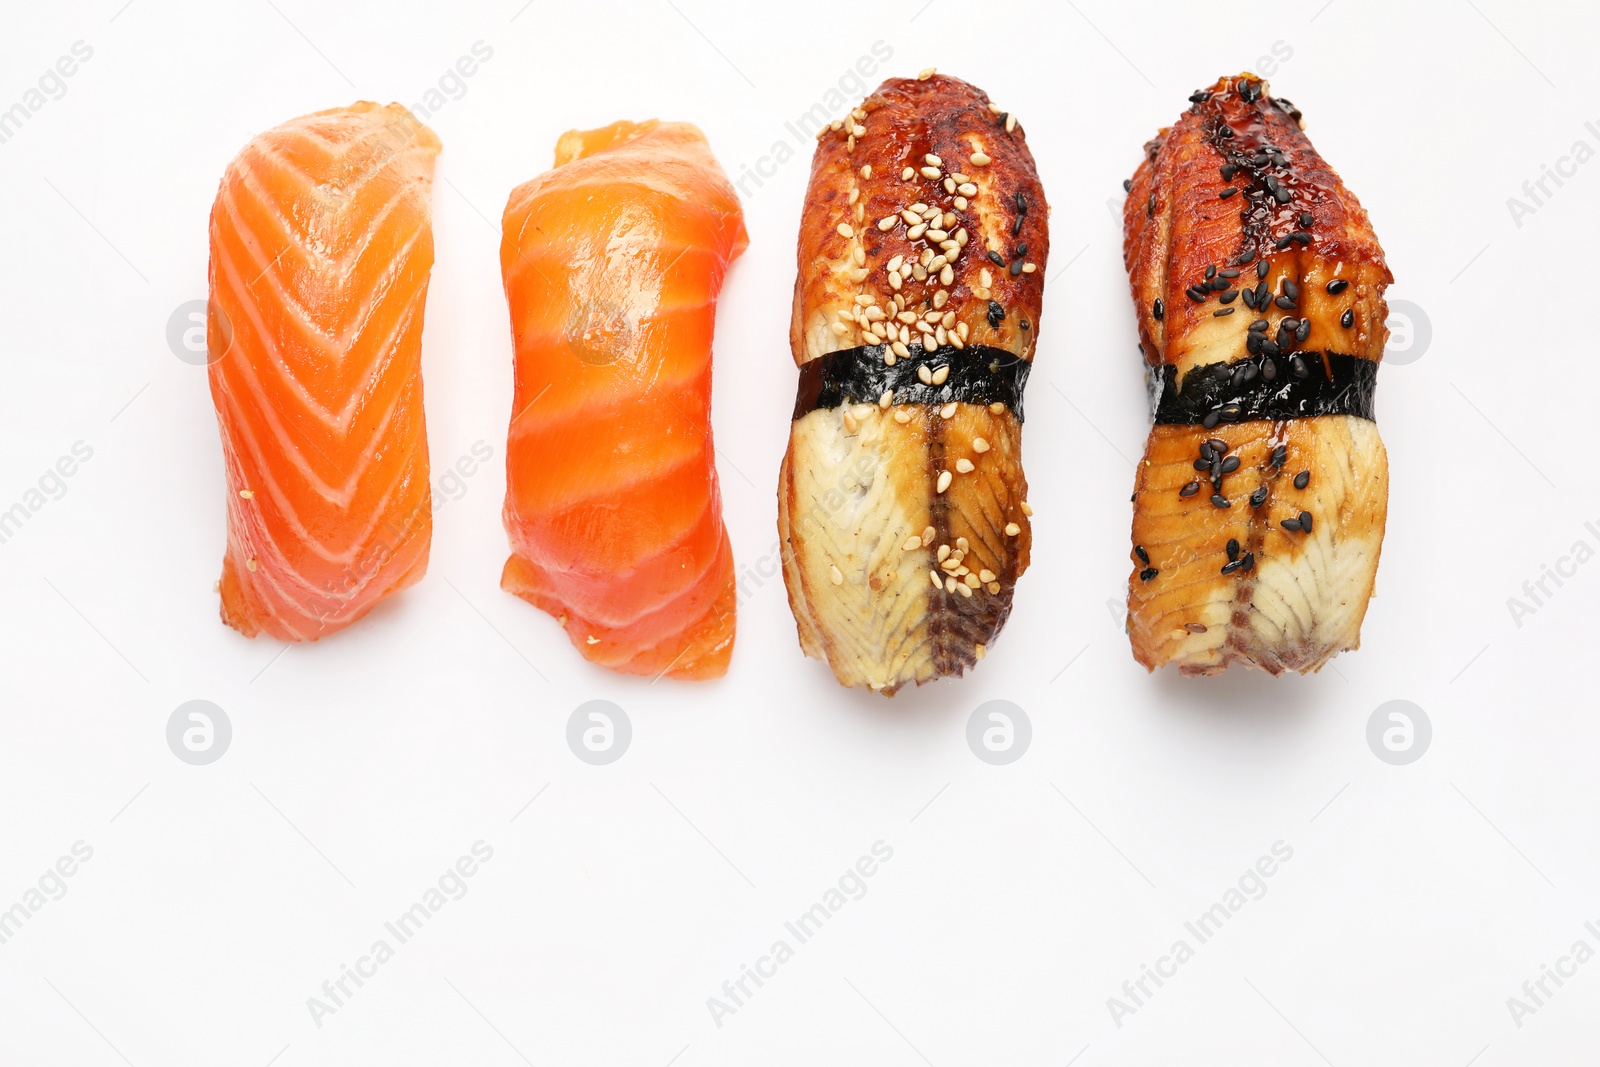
[
  {"xmin": 1257, "ymin": 259, "xmax": 1270, "ymax": 279},
  {"xmin": 1153, "ymin": 298, "xmax": 1164, "ymax": 321},
  {"xmin": 1135, "ymin": 545, "xmax": 1149, "ymax": 564},
  {"xmin": 1283, "ymin": 280, "xmax": 1299, "ymax": 299},
  {"xmin": 1202, "ymin": 410, "xmax": 1221, "ymax": 429},
  {"xmin": 1193, "ymin": 457, "xmax": 1211, "ymax": 471},
  {"xmin": 1186, "ymin": 286, "xmax": 1207, "ymax": 303},
  {"xmin": 1206, "ymin": 438, "xmax": 1228, "ymax": 454},
  {"xmin": 1341, "ymin": 308, "xmax": 1355, "ymax": 328},
  {"xmin": 1016, "ymin": 192, "xmax": 1028, "ymax": 214},
  {"xmin": 1146, "ymin": 193, "xmax": 1155, "ymax": 217},
  {"xmin": 1299, "ymin": 211, "xmax": 1313, "ymax": 228},
  {"xmin": 1292, "ymin": 231, "xmax": 1312, "ymax": 244},
  {"xmin": 1272, "ymin": 186, "xmax": 1292, "ymax": 204},
  {"xmin": 1221, "ymin": 456, "xmax": 1241, "ymax": 474},
  {"xmin": 1249, "ymin": 319, "xmax": 1269, "ymax": 332},
  {"xmin": 1296, "ymin": 319, "xmax": 1311, "ymax": 343},
  {"xmin": 1220, "ymin": 559, "xmax": 1244, "ymax": 575},
  {"xmin": 1261, "ymin": 357, "xmax": 1277, "ymax": 381},
  {"xmin": 1211, "ymin": 493, "xmax": 1231, "ymax": 508},
  {"xmin": 1298, "ymin": 511, "xmax": 1313, "ymax": 533},
  {"xmin": 1220, "ymin": 269, "xmax": 1240, "ymax": 279},
  {"xmin": 1258, "ymin": 338, "xmax": 1281, "ymax": 357},
  {"xmin": 1290, "ymin": 354, "xmax": 1308, "ymax": 378},
  {"xmin": 1019, "ymin": 320, "xmax": 1030, "ymax": 330},
  {"xmin": 988, "ymin": 250, "xmax": 1005, "ymax": 266},
  {"xmin": 1213, "ymin": 307, "xmax": 1235, "ymax": 317},
  {"xmin": 1280, "ymin": 517, "xmax": 1301, "ymax": 532},
  {"xmin": 1190, "ymin": 90, "xmax": 1210, "ymax": 104},
  {"xmin": 1221, "ymin": 164, "xmax": 1238, "ymax": 181},
  {"xmin": 1180, "ymin": 481, "xmax": 1200, "ymax": 497},
  {"xmin": 1255, "ymin": 281, "xmax": 1270, "ymax": 305},
  {"xmin": 1275, "ymin": 234, "xmax": 1294, "ymax": 250},
  {"xmin": 1275, "ymin": 294, "xmax": 1296, "ymax": 309},
  {"xmin": 1140, "ymin": 567, "xmax": 1159, "ymax": 582},
  {"xmin": 1220, "ymin": 187, "xmax": 1239, "ymax": 199},
  {"xmin": 1246, "ymin": 332, "xmax": 1263, "ymax": 354},
  {"xmin": 1014, "ymin": 243, "xmax": 1028, "ymax": 257},
  {"xmin": 1226, "ymin": 538, "xmax": 1240, "ymax": 561},
  {"xmin": 1205, "ymin": 264, "xmax": 1217, "ymax": 280},
  {"xmin": 1294, "ymin": 470, "xmax": 1310, "ymax": 489},
  {"xmin": 987, "ymin": 300, "xmax": 1004, "ymax": 327},
  {"xmin": 1241, "ymin": 288, "xmax": 1257, "ymax": 309},
  {"xmin": 1220, "ymin": 289, "xmax": 1239, "ymax": 304},
  {"xmin": 1241, "ymin": 552, "xmax": 1255, "ymax": 572},
  {"xmin": 1012, "ymin": 215, "xmax": 1025, "ymax": 236},
  {"xmin": 1009, "ymin": 258, "xmax": 1023, "ymax": 276},
  {"xmin": 1249, "ymin": 485, "xmax": 1269, "ymax": 507},
  {"xmin": 1230, "ymin": 363, "xmax": 1256, "ymax": 387},
  {"xmin": 1123, "ymin": 178, "xmax": 1133, "ymax": 193},
  {"xmin": 1207, "ymin": 277, "xmax": 1229, "ymax": 291},
  {"xmin": 1326, "ymin": 279, "xmax": 1349, "ymax": 295},
  {"xmin": 1270, "ymin": 444, "xmax": 1287, "ymax": 467},
  {"xmin": 1220, "ymin": 403, "xmax": 1242, "ymax": 421}
]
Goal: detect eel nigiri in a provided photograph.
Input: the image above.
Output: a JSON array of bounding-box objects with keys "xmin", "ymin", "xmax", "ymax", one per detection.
[
  {"xmin": 778, "ymin": 72, "xmax": 1048, "ymax": 695},
  {"xmin": 499, "ymin": 120, "xmax": 747, "ymax": 680},
  {"xmin": 208, "ymin": 102, "xmax": 439, "ymax": 640},
  {"xmin": 1122, "ymin": 74, "xmax": 1391, "ymax": 674}
]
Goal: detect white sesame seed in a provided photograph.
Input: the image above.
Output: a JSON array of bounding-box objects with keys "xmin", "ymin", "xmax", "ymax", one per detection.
[
  {"xmin": 972, "ymin": 286, "xmax": 990, "ymax": 300},
  {"xmin": 957, "ymin": 322, "xmax": 968, "ymax": 339},
  {"xmin": 955, "ymin": 228, "xmax": 969, "ymax": 246},
  {"xmin": 886, "ymin": 255, "xmax": 904, "ymax": 273},
  {"xmin": 891, "ymin": 340, "xmax": 910, "ymax": 359},
  {"xmin": 1005, "ymin": 522, "xmax": 1021, "ymax": 536},
  {"xmin": 937, "ymin": 543, "xmax": 951, "ymax": 562},
  {"xmin": 989, "ymin": 401, "xmax": 1005, "ymax": 414},
  {"xmin": 917, "ymin": 365, "xmax": 932, "ymax": 384},
  {"xmin": 970, "ymin": 151, "xmax": 991, "ymax": 166},
  {"xmin": 933, "ymin": 289, "xmax": 948, "ymax": 309},
  {"xmin": 1021, "ymin": 501, "xmax": 1033, "ymax": 517},
  {"xmin": 904, "ymin": 535, "xmax": 922, "ymax": 551},
  {"xmin": 830, "ymin": 564, "xmax": 844, "ymax": 585},
  {"xmin": 901, "ymin": 167, "xmax": 915, "ymax": 180},
  {"xmin": 1022, "ymin": 262, "xmax": 1036, "ymax": 273},
  {"xmin": 837, "ymin": 223, "xmax": 854, "ymax": 238},
  {"xmin": 988, "ymin": 103, "xmax": 1003, "ymax": 114},
  {"xmin": 849, "ymin": 268, "xmax": 868, "ymax": 282},
  {"xmin": 246, "ymin": 557, "xmax": 258, "ymax": 572},
  {"xmin": 942, "ymin": 211, "xmax": 956, "ymax": 228},
  {"xmin": 943, "ymin": 177, "xmax": 956, "ymax": 194},
  {"xmin": 955, "ymin": 458, "xmax": 974, "ymax": 473},
  {"xmin": 856, "ymin": 294, "xmax": 875, "ymax": 306},
  {"xmin": 986, "ymin": 581, "xmax": 1000, "ymax": 594},
  {"xmin": 860, "ymin": 164, "xmax": 872, "ymax": 179},
  {"xmin": 920, "ymin": 166, "xmax": 941, "ymax": 179},
  {"xmin": 956, "ymin": 537, "xmax": 968, "ymax": 552},
  {"xmin": 931, "ymin": 365, "xmax": 950, "ymax": 385},
  {"xmin": 853, "ymin": 246, "xmax": 866, "ymax": 266},
  {"xmin": 894, "ymin": 409, "xmax": 911, "ymax": 423},
  {"xmin": 880, "ymin": 389, "xmax": 893, "ymax": 408},
  {"xmin": 239, "ymin": 489, "xmax": 254, "ymax": 499},
  {"xmin": 848, "ymin": 188, "xmax": 860, "ymax": 205},
  {"xmin": 927, "ymin": 228, "xmax": 948, "ymax": 242},
  {"xmin": 935, "ymin": 326, "xmax": 947, "ymax": 346},
  {"xmin": 936, "ymin": 470, "xmax": 952, "ymax": 493},
  {"xmin": 941, "ymin": 311, "xmax": 956, "ymax": 330},
  {"xmin": 843, "ymin": 410, "xmax": 858, "ymax": 433},
  {"xmin": 940, "ymin": 402, "xmax": 957, "ymax": 419},
  {"xmin": 918, "ymin": 67, "xmax": 936, "ymax": 80},
  {"xmin": 980, "ymin": 268, "xmax": 993, "ymax": 287},
  {"xmin": 956, "ymin": 582, "xmax": 972, "ymax": 598},
  {"xmin": 953, "ymin": 196, "xmax": 968, "ymax": 210},
  {"xmin": 925, "ymin": 154, "xmax": 942, "ymax": 166},
  {"xmin": 940, "ymin": 265, "xmax": 954, "ymax": 286},
  {"xmin": 831, "ymin": 322, "xmax": 848, "ymax": 336},
  {"xmin": 965, "ymin": 574, "xmax": 981, "ymax": 589},
  {"xmin": 846, "ymin": 135, "xmax": 855, "ymax": 151},
  {"xmin": 949, "ymin": 333, "xmax": 964, "ymax": 350},
  {"xmin": 930, "ymin": 570, "xmax": 942, "ymax": 590},
  {"xmin": 975, "ymin": 643, "xmax": 987, "ymax": 658},
  {"xmin": 883, "ymin": 351, "xmax": 895, "ymax": 366},
  {"xmin": 957, "ymin": 182, "xmax": 978, "ymax": 197},
  {"xmin": 906, "ymin": 223, "xmax": 927, "ymax": 240},
  {"xmin": 1005, "ymin": 113, "xmax": 1017, "ymax": 133},
  {"xmin": 973, "ymin": 437, "xmax": 990, "ymax": 453},
  {"xmin": 896, "ymin": 310, "xmax": 917, "ymax": 324},
  {"xmin": 979, "ymin": 569, "xmax": 996, "ymax": 583},
  {"xmin": 952, "ymin": 172, "xmax": 968, "ymax": 182}
]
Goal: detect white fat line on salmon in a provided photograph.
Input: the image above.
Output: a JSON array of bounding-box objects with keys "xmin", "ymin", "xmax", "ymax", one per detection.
[
  {"xmin": 1504, "ymin": 520, "xmax": 1600, "ymax": 628},
  {"xmin": 0, "ymin": 440, "xmax": 94, "ymax": 548},
  {"xmin": 0, "ymin": 40, "xmax": 93, "ymax": 148},
  {"xmin": 705, "ymin": 840, "xmax": 894, "ymax": 1030},
  {"xmin": 0, "ymin": 840, "xmax": 94, "ymax": 950},
  {"xmin": 732, "ymin": 40, "xmax": 895, "ymax": 201},
  {"xmin": 1105, "ymin": 840, "xmax": 1294, "ymax": 1030},
  {"xmin": 1504, "ymin": 918, "xmax": 1600, "ymax": 1030},
  {"xmin": 304, "ymin": 840, "xmax": 494, "ymax": 1030},
  {"xmin": 1506, "ymin": 120, "xmax": 1600, "ymax": 229}
]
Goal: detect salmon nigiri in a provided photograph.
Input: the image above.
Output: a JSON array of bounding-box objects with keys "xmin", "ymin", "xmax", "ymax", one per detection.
[
  {"xmin": 208, "ymin": 102, "xmax": 439, "ymax": 640},
  {"xmin": 499, "ymin": 120, "xmax": 747, "ymax": 680}
]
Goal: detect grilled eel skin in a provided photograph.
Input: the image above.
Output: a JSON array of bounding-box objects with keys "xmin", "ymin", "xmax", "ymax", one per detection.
[
  {"xmin": 1123, "ymin": 73, "xmax": 1391, "ymax": 675},
  {"xmin": 779, "ymin": 73, "xmax": 1047, "ymax": 694}
]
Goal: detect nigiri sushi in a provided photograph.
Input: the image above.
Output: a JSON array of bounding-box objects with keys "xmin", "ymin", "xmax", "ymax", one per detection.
[
  {"xmin": 499, "ymin": 120, "xmax": 747, "ymax": 680},
  {"xmin": 1122, "ymin": 74, "xmax": 1391, "ymax": 674},
  {"xmin": 208, "ymin": 102, "xmax": 439, "ymax": 640},
  {"xmin": 777, "ymin": 73, "xmax": 1048, "ymax": 695}
]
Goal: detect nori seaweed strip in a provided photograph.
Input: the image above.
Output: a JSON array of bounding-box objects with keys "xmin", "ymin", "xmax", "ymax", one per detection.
[
  {"xmin": 1148, "ymin": 353, "xmax": 1376, "ymax": 427},
  {"xmin": 793, "ymin": 345, "xmax": 1031, "ymax": 421}
]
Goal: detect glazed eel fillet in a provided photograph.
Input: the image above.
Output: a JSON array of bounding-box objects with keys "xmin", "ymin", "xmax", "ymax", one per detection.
[
  {"xmin": 1124, "ymin": 73, "xmax": 1391, "ymax": 675},
  {"xmin": 779, "ymin": 72, "xmax": 1048, "ymax": 694}
]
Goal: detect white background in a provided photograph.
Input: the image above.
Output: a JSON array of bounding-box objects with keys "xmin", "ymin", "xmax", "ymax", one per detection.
[{"xmin": 1, "ymin": 1, "xmax": 1596, "ymax": 1064}]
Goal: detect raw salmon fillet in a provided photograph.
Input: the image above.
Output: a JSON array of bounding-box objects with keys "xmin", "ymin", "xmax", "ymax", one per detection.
[
  {"xmin": 208, "ymin": 102, "xmax": 439, "ymax": 640},
  {"xmin": 500, "ymin": 120, "xmax": 747, "ymax": 680}
]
